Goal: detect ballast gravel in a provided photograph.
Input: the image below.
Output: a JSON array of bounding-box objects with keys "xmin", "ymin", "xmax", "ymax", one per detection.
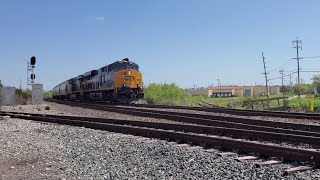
[
  {"xmin": 1, "ymin": 103, "xmax": 181, "ymax": 124},
  {"xmin": 116, "ymin": 105, "xmax": 320, "ymax": 126},
  {"xmin": 2, "ymin": 103, "xmax": 319, "ymax": 150},
  {"xmin": 1, "ymin": 118, "xmax": 320, "ymax": 179}
]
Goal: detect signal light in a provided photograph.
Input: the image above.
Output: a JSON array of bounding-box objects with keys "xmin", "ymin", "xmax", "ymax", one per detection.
[
  {"xmin": 31, "ymin": 74, "xmax": 35, "ymax": 80},
  {"xmin": 30, "ymin": 56, "xmax": 36, "ymax": 65}
]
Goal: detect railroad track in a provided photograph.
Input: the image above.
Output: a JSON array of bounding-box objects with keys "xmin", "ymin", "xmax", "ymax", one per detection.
[
  {"xmin": 47, "ymin": 99, "xmax": 320, "ymax": 120},
  {"xmin": 1, "ymin": 110, "xmax": 320, "ymax": 172},
  {"xmin": 111, "ymin": 101, "xmax": 320, "ymax": 120},
  {"xmin": 51, "ymin": 100, "xmax": 320, "ymax": 134}
]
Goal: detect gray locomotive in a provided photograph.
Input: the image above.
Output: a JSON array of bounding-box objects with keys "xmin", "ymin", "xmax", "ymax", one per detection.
[{"xmin": 52, "ymin": 58, "xmax": 144, "ymax": 102}]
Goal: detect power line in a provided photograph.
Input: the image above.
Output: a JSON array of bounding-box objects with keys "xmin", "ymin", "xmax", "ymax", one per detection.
[
  {"xmin": 302, "ymin": 56, "xmax": 320, "ymax": 59},
  {"xmin": 300, "ymin": 70, "xmax": 320, "ymax": 73},
  {"xmin": 268, "ymin": 59, "xmax": 295, "ymax": 73},
  {"xmin": 267, "ymin": 79, "xmax": 277, "ymax": 87},
  {"xmin": 268, "ymin": 71, "xmax": 298, "ymax": 81}
]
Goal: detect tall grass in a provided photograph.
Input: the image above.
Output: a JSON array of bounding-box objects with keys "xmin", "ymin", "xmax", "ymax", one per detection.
[
  {"xmin": 287, "ymin": 98, "xmax": 320, "ymax": 112},
  {"xmin": 144, "ymin": 83, "xmax": 205, "ymax": 106}
]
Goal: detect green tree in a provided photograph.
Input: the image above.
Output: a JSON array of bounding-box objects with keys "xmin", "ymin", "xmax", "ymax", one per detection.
[
  {"xmin": 293, "ymin": 84, "xmax": 313, "ymax": 95},
  {"xmin": 311, "ymin": 75, "xmax": 320, "ymax": 93}
]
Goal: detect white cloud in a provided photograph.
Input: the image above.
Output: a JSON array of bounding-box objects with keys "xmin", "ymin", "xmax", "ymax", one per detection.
[{"xmin": 95, "ymin": 16, "xmax": 105, "ymax": 21}]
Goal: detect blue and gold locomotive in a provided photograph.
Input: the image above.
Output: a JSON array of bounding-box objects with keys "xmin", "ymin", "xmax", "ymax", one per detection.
[{"xmin": 52, "ymin": 58, "xmax": 144, "ymax": 102}]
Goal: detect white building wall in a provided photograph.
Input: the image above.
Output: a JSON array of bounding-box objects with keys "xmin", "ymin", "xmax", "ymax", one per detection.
[
  {"xmin": 0, "ymin": 86, "xmax": 16, "ymax": 106},
  {"xmin": 32, "ymin": 84, "xmax": 43, "ymax": 105}
]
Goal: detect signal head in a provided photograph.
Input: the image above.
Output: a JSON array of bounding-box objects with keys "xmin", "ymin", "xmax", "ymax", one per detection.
[
  {"xmin": 30, "ymin": 56, "xmax": 36, "ymax": 65},
  {"xmin": 31, "ymin": 74, "xmax": 35, "ymax": 80}
]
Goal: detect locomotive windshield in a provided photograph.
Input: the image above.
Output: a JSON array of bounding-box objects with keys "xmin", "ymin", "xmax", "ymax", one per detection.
[
  {"xmin": 110, "ymin": 61, "xmax": 139, "ymax": 71},
  {"xmin": 128, "ymin": 63, "xmax": 139, "ymax": 71}
]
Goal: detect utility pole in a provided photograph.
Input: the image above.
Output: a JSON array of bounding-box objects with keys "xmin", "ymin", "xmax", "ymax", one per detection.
[
  {"xmin": 217, "ymin": 79, "xmax": 221, "ymax": 98},
  {"xmin": 289, "ymin": 74, "xmax": 292, "ymax": 87},
  {"xmin": 262, "ymin": 52, "xmax": 269, "ymax": 108},
  {"xmin": 292, "ymin": 38, "xmax": 302, "ymax": 85},
  {"xmin": 279, "ymin": 70, "xmax": 285, "ymax": 106},
  {"xmin": 19, "ymin": 76, "xmax": 22, "ymax": 90}
]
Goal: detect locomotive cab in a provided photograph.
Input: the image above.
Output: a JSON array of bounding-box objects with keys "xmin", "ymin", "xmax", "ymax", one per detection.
[{"xmin": 114, "ymin": 68, "xmax": 144, "ymax": 99}]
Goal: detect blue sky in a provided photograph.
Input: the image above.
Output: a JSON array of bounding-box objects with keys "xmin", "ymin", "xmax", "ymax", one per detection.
[{"xmin": 1, "ymin": 0, "xmax": 320, "ymax": 90}]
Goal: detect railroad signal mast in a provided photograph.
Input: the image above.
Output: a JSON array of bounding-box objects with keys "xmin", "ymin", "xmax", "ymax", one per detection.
[{"xmin": 27, "ymin": 56, "xmax": 36, "ymax": 89}]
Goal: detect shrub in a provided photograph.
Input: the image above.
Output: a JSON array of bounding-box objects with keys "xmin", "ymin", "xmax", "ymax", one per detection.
[
  {"xmin": 43, "ymin": 91, "xmax": 53, "ymax": 99},
  {"xmin": 144, "ymin": 83, "xmax": 206, "ymax": 106},
  {"xmin": 293, "ymin": 84, "xmax": 313, "ymax": 95},
  {"xmin": 16, "ymin": 89, "xmax": 32, "ymax": 105}
]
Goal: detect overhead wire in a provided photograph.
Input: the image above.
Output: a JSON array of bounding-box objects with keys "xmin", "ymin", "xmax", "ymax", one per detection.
[
  {"xmin": 268, "ymin": 71, "xmax": 297, "ymax": 81},
  {"xmin": 302, "ymin": 56, "xmax": 320, "ymax": 59},
  {"xmin": 267, "ymin": 59, "xmax": 295, "ymax": 73}
]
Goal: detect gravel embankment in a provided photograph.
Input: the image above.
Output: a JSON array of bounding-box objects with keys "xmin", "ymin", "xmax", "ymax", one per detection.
[
  {"xmin": 116, "ymin": 105, "xmax": 320, "ymax": 126},
  {"xmin": 1, "ymin": 117, "xmax": 320, "ymax": 179}
]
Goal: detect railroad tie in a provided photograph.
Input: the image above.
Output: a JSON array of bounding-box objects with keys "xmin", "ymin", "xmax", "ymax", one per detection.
[
  {"xmin": 144, "ymin": 140, "xmax": 157, "ymax": 143},
  {"xmin": 136, "ymin": 137, "xmax": 149, "ymax": 141},
  {"xmin": 167, "ymin": 142, "xmax": 177, "ymax": 145},
  {"xmin": 235, "ymin": 156, "xmax": 258, "ymax": 162},
  {"xmin": 217, "ymin": 152, "xmax": 238, "ymax": 157},
  {"xmin": 284, "ymin": 166, "xmax": 314, "ymax": 175},
  {"xmin": 176, "ymin": 144, "xmax": 189, "ymax": 147},
  {"xmin": 255, "ymin": 160, "xmax": 282, "ymax": 167},
  {"xmin": 186, "ymin": 146, "xmax": 202, "ymax": 150},
  {"xmin": 204, "ymin": 149, "xmax": 217, "ymax": 153}
]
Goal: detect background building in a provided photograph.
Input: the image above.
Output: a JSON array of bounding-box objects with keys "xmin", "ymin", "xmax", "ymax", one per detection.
[
  {"xmin": 185, "ymin": 88, "xmax": 208, "ymax": 97},
  {"xmin": 207, "ymin": 86, "xmax": 280, "ymax": 97}
]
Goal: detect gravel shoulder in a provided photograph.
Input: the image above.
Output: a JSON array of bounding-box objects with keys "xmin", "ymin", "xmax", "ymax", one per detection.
[{"xmin": 1, "ymin": 118, "xmax": 320, "ymax": 179}]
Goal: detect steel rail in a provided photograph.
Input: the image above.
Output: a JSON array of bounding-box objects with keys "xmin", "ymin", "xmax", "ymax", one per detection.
[
  {"xmin": 47, "ymin": 99, "xmax": 320, "ymax": 120},
  {"xmin": 2, "ymin": 111, "xmax": 320, "ymax": 146},
  {"xmin": 1, "ymin": 111, "xmax": 320, "ymax": 167},
  {"xmin": 102, "ymin": 101, "xmax": 320, "ymax": 120},
  {"xmin": 51, "ymin": 101, "xmax": 320, "ymax": 135}
]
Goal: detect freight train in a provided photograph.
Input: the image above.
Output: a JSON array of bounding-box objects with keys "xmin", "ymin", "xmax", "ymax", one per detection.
[{"xmin": 52, "ymin": 58, "xmax": 144, "ymax": 102}]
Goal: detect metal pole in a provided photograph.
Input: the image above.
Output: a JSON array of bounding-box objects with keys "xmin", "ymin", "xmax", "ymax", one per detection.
[
  {"xmin": 280, "ymin": 70, "xmax": 285, "ymax": 106},
  {"xmin": 27, "ymin": 61, "xmax": 29, "ymax": 90},
  {"xmin": 217, "ymin": 79, "xmax": 220, "ymax": 98},
  {"xmin": 292, "ymin": 38, "xmax": 302, "ymax": 97},
  {"xmin": 262, "ymin": 52, "xmax": 269, "ymax": 108}
]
